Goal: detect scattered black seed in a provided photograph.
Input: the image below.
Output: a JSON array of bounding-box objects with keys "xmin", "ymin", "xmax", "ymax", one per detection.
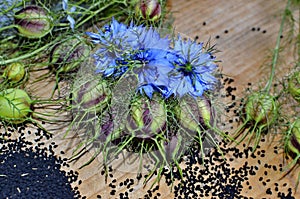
[
  {"xmin": 266, "ymin": 188, "xmax": 272, "ymax": 195},
  {"xmin": 262, "ymin": 30, "xmax": 267, "ymax": 34},
  {"xmin": 224, "ymin": 30, "xmax": 229, "ymax": 34},
  {"xmin": 203, "ymin": 21, "xmax": 206, "ymax": 26},
  {"xmin": 215, "ymin": 35, "xmax": 220, "ymax": 39}
]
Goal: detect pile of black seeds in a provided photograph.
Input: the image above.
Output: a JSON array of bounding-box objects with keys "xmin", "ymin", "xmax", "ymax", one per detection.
[
  {"xmin": 95, "ymin": 76, "xmax": 297, "ymax": 198},
  {"xmin": 0, "ymin": 124, "xmax": 83, "ymax": 199}
]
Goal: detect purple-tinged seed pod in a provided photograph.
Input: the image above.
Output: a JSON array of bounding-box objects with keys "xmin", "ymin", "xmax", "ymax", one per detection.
[
  {"xmin": 125, "ymin": 93, "xmax": 167, "ymax": 139},
  {"xmin": 14, "ymin": 5, "xmax": 53, "ymax": 38},
  {"xmin": 135, "ymin": 0, "xmax": 162, "ymax": 22},
  {"xmin": 176, "ymin": 95, "xmax": 215, "ymax": 134},
  {"xmin": 72, "ymin": 79, "xmax": 111, "ymax": 113},
  {"xmin": 49, "ymin": 37, "xmax": 91, "ymax": 73}
]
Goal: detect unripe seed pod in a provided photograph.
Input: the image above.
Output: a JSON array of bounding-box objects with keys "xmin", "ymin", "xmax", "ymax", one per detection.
[
  {"xmin": 288, "ymin": 71, "xmax": 300, "ymax": 103},
  {"xmin": 126, "ymin": 94, "xmax": 167, "ymax": 139},
  {"xmin": 176, "ymin": 95, "xmax": 215, "ymax": 134},
  {"xmin": 3, "ymin": 62, "xmax": 26, "ymax": 83},
  {"xmin": 49, "ymin": 37, "xmax": 91, "ymax": 73},
  {"xmin": 287, "ymin": 119, "xmax": 300, "ymax": 156},
  {"xmin": 135, "ymin": 0, "xmax": 162, "ymax": 22},
  {"xmin": 72, "ymin": 80, "xmax": 111, "ymax": 113},
  {"xmin": 0, "ymin": 88, "xmax": 32, "ymax": 124},
  {"xmin": 14, "ymin": 5, "xmax": 53, "ymax": 38},
  {"xmin": 244, "ymin": 92, "xmax": 278, "ymax": 125}
]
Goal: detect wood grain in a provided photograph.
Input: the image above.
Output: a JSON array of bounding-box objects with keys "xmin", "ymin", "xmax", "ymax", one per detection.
[{"xmin": 2, "ymin": 0, "xmax": 300, "ymax": 198}]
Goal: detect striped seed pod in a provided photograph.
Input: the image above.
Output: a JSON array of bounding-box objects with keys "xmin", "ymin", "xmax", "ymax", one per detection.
[
  {"xmin": 176, "ymin": 95, "xmax": 215, "ymax": 134},
  {"xmin": 14, "ymin": 5, "xmax": 53, "ymax": 38},
  {"xmin": 72, "ymin": 79, "xmax": 111, "ymax": 113},
  {"xmin": 125, "ymin": 93, "xmax": 167, "ymax": 139},
  {"xmin": 0, "ymin": 88, "xmax": 32, "ymax": 124},
  {"xmin": 244, "ymin": 92, "xmax": 278, "ymax": 125},
  {"xmin": 135, "ymin": 0, "xmax": 162, "ymax": 22},
  {"xmin": 3, "ymin": 62, "xmax": 26, "ymax": 84},
  {"xmin": 49, "ymin": 37, "xmax": 91, "ymax": 73}
]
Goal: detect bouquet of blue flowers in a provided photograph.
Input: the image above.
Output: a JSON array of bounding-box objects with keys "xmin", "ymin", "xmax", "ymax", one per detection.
[{"xmin": 69, "ymin": 18, "xmax": 230, "ymax": 186}]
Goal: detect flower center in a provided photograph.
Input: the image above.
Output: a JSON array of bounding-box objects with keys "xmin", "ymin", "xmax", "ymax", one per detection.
[{"xmin": 177, "ymin": 62, "xmax": 194, "ymax": 75}]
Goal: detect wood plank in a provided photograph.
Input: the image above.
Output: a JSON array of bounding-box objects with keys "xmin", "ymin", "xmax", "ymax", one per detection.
[{"xmin": 2, "ymin": 0, "xmax": 300, "ymax": 198}]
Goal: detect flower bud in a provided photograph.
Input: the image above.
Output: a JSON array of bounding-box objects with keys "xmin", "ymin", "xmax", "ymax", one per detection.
[
  {"xmin": 72, "ymin": 79, "xmax": 111, "ymax": 113},
  {"xmin": 126, "ymin": 94, "xmax": 167, "ymax": 139},
  {"xmin": 135, "ymin": 0, "xmax": 162, "ymax": 22},
  {"xmin": 49, "ymin": 37, "xmax": 91, "ymax": 73},
  {"xmin": 176, "ymin": 95, "xmax": 215, "ymax": 134},
  {"xmin": 288, "ymin": 71, "xmax": 300, "ymax": 103},
  {"xmin": 287, "ymin": 119, "xmax": 300, "ymax": 156},
  {"xmin": 14, "ymin": 5, "xmax": 53, "ymax": 38},
  {"xmin": 244, "ymin": 92, "xmax": 278, "ymax": 125},
  {"xmin": 0, "ymin": 88, "xmax": 32, "ymax": 124},
  {"xmin": 3, "ymin": 62, "xmax": 26, "ymax": 83}
]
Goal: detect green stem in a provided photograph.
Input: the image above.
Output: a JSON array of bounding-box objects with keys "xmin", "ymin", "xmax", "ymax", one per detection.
[
  {"xmin": 0, "ymin": 25, "xmax": 18, "ymax": 33},
  {"xmin": 265, "ymin": 0, "xmax": 291, "ymax": 93},
  {"xmin": 75, "ymin": 1, "xmax": 116, "ymax": 28},
  {"xmin": 0, "ymin": 38, "xmax": 58, "ymax": 65}
]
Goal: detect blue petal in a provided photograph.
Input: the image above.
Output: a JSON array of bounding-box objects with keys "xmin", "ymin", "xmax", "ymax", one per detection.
[
  {"xmin": 62, "ymin": 0, "xmax": 68, "ymax": 10},
  {"xmin": 67, "ymin": 15, "xmax": 75, "ymax": 30}
]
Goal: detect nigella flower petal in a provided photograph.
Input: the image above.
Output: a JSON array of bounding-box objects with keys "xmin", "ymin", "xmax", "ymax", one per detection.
[
  {"xmin": 67, "ymin": 15, "xmax": 75, "ymax": 30},
  {"xmin": 138, "ymin": 84, "xmax": 155, "ymax": 99},
  {"xmin": 85, "ymin": 32, "xmax": 102, "ymax": 43},
  {"xmin": 70, "ymin": 6, "xmax": 76, "ymax": 13},
  {"xmin": 138, "ymin": 84, "xmax": 170, "ymax": 99},
  {"xmin": 62, "ymin": 0, "xmax": 68, "ymax": 10}
]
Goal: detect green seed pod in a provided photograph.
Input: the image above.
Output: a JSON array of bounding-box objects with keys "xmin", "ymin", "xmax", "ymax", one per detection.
[
  {"xmin": 126, "ymin": 93, "xmax": 167, "ymax": 139},
  {"xmin": 135, "ymin": 0, "xmax": 162, "ymax": 22},
  {"xmin": 287, "ymin": 119, "xmax": 300, "ymax": 156},
  {"xmin": 176, "ymin": 95, "xmax": 215, "ymax": 134},
  {"xmin": 0, "ymin": 88, "xmax": 32, "ymax": 124},
  {"xmin": 3, "ymin": 62, "xmax": 26, "ymax": 83},
  {"xmin": 49, "ymin": 37, "xmax": 91, "ymax": 73},
  {"xmin": 72, "ymin": 80, "xmax": 111, "ymax": 113},
  {"xmin": 288, "ymin": 71, "xmax": 300, "ymax": 103},
  {"xmin": 14, "ymin": 5, "xmax": 53, "ymax": 38},
  {"xmin": 244, "ymin": 92, "xmax": 278, "ymax": 125}
]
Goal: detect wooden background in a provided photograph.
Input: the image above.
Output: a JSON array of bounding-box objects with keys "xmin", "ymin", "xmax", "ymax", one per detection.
[
  {"xmin": 72, "ymin": 1, "xmax": 299, "ymax": 198},
  {"xmin": 4, "ymin": 0, "xmax": 300, "ymax": 198}
]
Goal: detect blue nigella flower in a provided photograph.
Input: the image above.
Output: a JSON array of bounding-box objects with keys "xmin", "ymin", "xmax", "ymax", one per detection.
[
  {"xmin": 86, "ymin": 18, "xmax": 173, "ymax": 81},
  {"xmin": 130, "ymin": 48, "xmax": 174, "ymax": 98},
  {"xmin": 167, "ymin": 35, "xmax": 218, "ymax": 98},
  {"xmin": 86, "ymin": 19, "xmax": 137, "ymax": 77}
]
